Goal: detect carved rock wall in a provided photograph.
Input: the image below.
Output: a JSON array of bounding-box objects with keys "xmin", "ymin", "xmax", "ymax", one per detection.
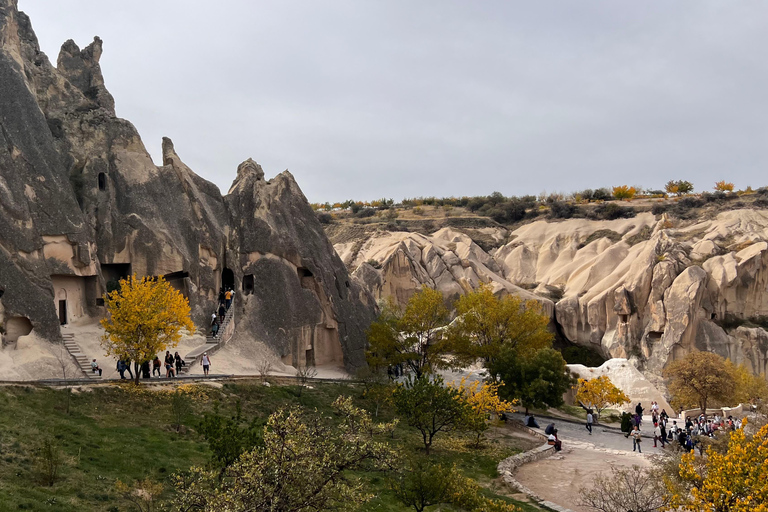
[{"xmin": 0, "ymin": 0, "xmax": 374, "ymax": 371}]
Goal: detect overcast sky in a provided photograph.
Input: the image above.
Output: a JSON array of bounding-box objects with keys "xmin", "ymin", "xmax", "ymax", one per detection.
[{"xmin": 20, "ymin": 1, "xmax": 768, "ymax": 203}]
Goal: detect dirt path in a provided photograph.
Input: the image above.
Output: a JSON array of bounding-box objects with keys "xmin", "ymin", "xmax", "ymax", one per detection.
[{"xmin": 514, "ymin": 443, "xmax": 651, "ymax": 512}]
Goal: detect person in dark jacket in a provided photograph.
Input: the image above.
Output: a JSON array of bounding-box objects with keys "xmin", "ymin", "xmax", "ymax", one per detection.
[
  {"xmin": 165, "ymin": 351, "xmax": 175, "ymax": 378},
  {"xmin": 174, "ymin": 352, "xmax": 184, "ymax": 375}
]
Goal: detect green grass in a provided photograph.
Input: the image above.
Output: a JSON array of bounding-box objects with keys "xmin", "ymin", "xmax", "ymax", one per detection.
[{"xmin": 0, "ymin": 381, "xmax": 544, "ymax": 511}]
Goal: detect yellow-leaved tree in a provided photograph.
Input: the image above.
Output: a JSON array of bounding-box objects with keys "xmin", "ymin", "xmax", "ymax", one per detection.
[
  {"xmin": 725, "ymin": 359, "xmax": 768, "ymax": 406},
  {"xmin": 450, "ymin": 377, "xmax": 515, "ymax": 448},
  {"xmin": 101, "ymin": 275, "xmax": 194, "ymax": 384},
  {"xmin": 663, "ymin": 351, "xmax": 735, "ymax": 413},
  {"xmin": 449, "ymin": 284, "xmax": 553, "ymax": 366},
  {"xmin": 669, "ymin": 420, "xmax": 768, "ymax": 512},
  {"xmin": 574, "ymin": 376, "xmax": 630, "ymax": 418}
]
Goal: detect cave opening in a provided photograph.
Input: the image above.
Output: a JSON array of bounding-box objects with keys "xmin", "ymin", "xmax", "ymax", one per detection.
[
  {"xmin": 222, "ymin": 267, "xmax": 235, "ymax": 291},
  {"xmin": 243, "ymin": 274, "xmax": 254, "ymax": 295},
  {"xmin": 98, "ymin": 172, "xmax": 106, "ymax": 191}
]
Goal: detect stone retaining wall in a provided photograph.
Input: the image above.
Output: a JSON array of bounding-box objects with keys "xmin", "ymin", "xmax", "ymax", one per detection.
[{"xmin": 497, "ymin": 421, "xmax": 577, "ymax": 512}]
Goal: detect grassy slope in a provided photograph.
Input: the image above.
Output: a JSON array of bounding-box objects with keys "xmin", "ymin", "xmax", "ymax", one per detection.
[{"xmin": 0, "ymin": 381, "xmax": 543, "ymax": 512}]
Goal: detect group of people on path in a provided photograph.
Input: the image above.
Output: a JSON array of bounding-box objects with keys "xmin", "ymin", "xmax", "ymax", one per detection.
[
  {"xmin": 627, "ymin": 401, "xmax": 743, "ymax": 453},
  {"xmin": 210, "ymin": 288, "xmax": 234, "ymax": 337}
]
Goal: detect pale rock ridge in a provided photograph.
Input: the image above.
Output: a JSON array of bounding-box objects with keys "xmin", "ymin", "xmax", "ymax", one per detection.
[{"xmin": 342, "ymin": 210, "xmax": 768, "ymax": 379}]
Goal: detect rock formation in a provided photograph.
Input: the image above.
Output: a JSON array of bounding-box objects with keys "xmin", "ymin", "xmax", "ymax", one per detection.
[
  {"xmin": 0, "ymin": 0, "xmax": 375, "ymax": 371},
  {"xmin": 340, "ymin": 210, "xmax": 768, "ymax": 380}
]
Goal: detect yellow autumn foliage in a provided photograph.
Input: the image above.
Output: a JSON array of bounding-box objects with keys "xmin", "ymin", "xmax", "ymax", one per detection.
[
  {"xmin": 450, "ymin": 377, "xmax": 515, "ymax": 447},
  {"xmin": 574, "ymin": 376, "xmax": 630, "ymax": 417},
  {"xmin": 101, "ymin": 274, "xmax": 194, "ymax": 384},
  {"xmin": 669, "ymin": 419, "xmax": 768, "ymax": 512}
]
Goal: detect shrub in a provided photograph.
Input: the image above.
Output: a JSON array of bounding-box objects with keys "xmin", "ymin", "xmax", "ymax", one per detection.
[
  {"xmin": 701, "ymin": 191, "xmax": 727, "ymax": 203},
  {"xmin": 316, "ymin": 212, "xmax": 333, "ymax": 224},
  {"xmin": 548, "ymin": 201, "xmax": 576, "ymax": 219},
  {"xmin": 36, "ymin": 436, "xmax": 63, "ymax": 486},
  {"xmin": 365, "ymin": 259, "xmax": 382, "ymax": 270},
  {"xmin": 612, "ymin": 185, "xmax": 637, "ymax": 200},
  {"xmin": 355, "ymin": 208, "xmax": 376, "ymax": 218},
  {"xmin": 714, "ymin": 180, "xmax": 734, "ymax": 192},
  {"xmin": 592, "ymin": 188, "xmax": 613, "ymax": 201},
  {"xmin": 587, "ymin": 203, "xmax": 636, "ymax": 220},
  {"xmin": 651, "ymin": 203, "xmax": 667, "ymax": 215},
  {"xmin": 665, "ymin": 179, "xmax": 694, "ymax": 196},
  {"xmin": 669, "ymin": 197, "xmax": 704, "ymax": 219},
  {"xmin": 412, "ymin": 206, "xmax": 424, "ymax": 216}
]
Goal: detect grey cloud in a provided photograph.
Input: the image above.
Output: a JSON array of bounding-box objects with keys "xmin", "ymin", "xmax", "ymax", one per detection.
[{"xmin": 20, "ymin": 0, "xmax": 768, "ymax": 202}]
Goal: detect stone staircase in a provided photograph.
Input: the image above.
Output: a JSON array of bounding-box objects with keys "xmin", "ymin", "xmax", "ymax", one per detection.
[
  {"xmin": 61, "ymin": 332, "xmax": 102, "ymax": 379},
  {"xmin": 180, "ymin": 299, "xmax": 236, "ymax": 375}
]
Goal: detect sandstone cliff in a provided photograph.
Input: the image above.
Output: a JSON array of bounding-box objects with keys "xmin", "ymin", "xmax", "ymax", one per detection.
[
  {"xmin": 0, "ymin": 0, "xmax": 374, "ymax": 371},
  {"xmin": 339, "ymin": 209, "xmax": 768, "ymax": 380}
]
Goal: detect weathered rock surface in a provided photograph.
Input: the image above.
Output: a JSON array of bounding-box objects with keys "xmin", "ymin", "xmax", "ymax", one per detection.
[
  {"xmin": 340, "ymin": 209, "xmax": 768, "ymax": 379},
  {"xmin": 0, "ymin": 0, "xmax": 374, "ymax": 371}
]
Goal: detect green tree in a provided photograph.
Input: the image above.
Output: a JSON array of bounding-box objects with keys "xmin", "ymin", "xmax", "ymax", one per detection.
[
  {"xmin": 197, "ymin": 401, "xmax": 262, "ymax": 476},
  {"xmin": 366, "ymin": 288, "xmax": 450, "ymax": 379},
  {"xmin": 489, "ymin": 347, "xmax": 575, "ymax": 414},
  {"xmin": 663, "ymin": 351, "xmax": 735, "ymax": 413},
  {"xmin": 392, "ymin": 376, "xmax": 470, "ymax": 455},
  {"xmin": 392, "ymin": 458, "xmax": 521, "ymax": 512},
  {"xmin": 173, "ymin": 397, "xmax": 396, "ymax": 511},
  {"xmin": 449, "ymin": 284, "xmax": 553, "ymax": 366},
  {"xmin": 100, "ymin": 275, "xmax": 194, "ymax": 384}
]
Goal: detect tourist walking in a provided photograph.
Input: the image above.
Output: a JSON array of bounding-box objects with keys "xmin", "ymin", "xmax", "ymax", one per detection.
[
  {"xmin": 174, "ymin": 351, "xmax": 184, "ymax": 375},
  {"xmin": 586, "ymin": 410, "xmax": 594, "ymax": 435},
  {"xmin": 117, "ymin": 359, "xmax": 126, "ymax": 379},
  {"xmin": 225, "ymin": 288, "xmax": 233, "ymax": 310},
  {"xmin": 152, "ymin": 356, "xmax": 162, "ymax": 377},
  {"xmin": 631, "ymin": 425, "xmax": 642, "ymax": 453},
  {"xmin": 218, "ymin": 303, "xmax": 226, "ymax": 322},
  {"xmin": 201, "ymin": 352, "xmax": 211, "ymax": 376},
  {"xmin": 165, "ymin": 351, "xmax": 175, "ymax": 378}
]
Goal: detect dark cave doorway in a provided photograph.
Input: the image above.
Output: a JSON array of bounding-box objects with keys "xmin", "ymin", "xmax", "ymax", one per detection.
[{"xmin": 222, "ymin": 268, "xmax": 235, "ymax": 292}]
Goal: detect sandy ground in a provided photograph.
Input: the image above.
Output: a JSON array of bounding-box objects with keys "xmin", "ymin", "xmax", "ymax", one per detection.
[
  {"xmin": 0, "ymin": 331, "xmax": 80, "ymax": 380},
  {"xmin": 515, "ymin": 445, "xmax": 651, "ymax": 512}
]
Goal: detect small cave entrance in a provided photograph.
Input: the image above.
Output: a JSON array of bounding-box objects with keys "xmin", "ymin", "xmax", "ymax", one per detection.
[
  {"xmin": 620, "ymin": 314, "xmax": 629, "ymax": 324},
  {"xmin": 5, "ymin": 317, "xmax": 32, "ymax": 343},
  {"xmin": 242, "ymin": 274, "xmax": 254, "ymax": 296},
  {"xmin": 297, "ymin": 267, "xmax": 314, "ymax": 290},
  {"xmin": 98, "ymin": 172, "xmax": 106, "ymax": 191},
  {"xmin": 305, "ymin": 348, "xmax": 315, "ymax": 367},
  {"xmin": 221, "ymin": 268, "xmax": 235, "ymax": 291},
  {"xmin": 58, "ymin": 299, "xmax": 67, "ymax": 325},
  {"xmin": 102, "ymin": 263, "xmax": 131, "ymax": 294}
]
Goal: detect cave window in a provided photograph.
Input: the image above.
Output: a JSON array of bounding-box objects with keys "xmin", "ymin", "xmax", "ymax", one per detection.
[
  {"xmin": 95, "ymin": 298, "xmax": 105, "ymax": 307},
  {"xmin": 297, "ymin": 267, "xmax": 313, "ymax": 278},
  {"xmin": 620, "ymin": 314, "xmax": 628, "ymax": 323},
  {"xmin": 243, "ymin": 274, "xmax": 254, "ymax": 295},
  {"xmin": 98, "ymin": 172, "xmax": 106, "ymax": 191},
  {"xmin": 711, "ymin": 312, "xmax": 717, "ymax": 320},
  {"xmin": 345, "ymin": 280, "xmax": 350, "ymax": 288}
]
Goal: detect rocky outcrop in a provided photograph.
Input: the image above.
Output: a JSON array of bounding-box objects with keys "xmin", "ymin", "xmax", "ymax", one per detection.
[
  {"xmin": 0, "ymin": 0, "xmax": 374, "ymax": 371},
  {"xmin": 340, "ymin": 209, "xmax": 768, "ymax": 379}
]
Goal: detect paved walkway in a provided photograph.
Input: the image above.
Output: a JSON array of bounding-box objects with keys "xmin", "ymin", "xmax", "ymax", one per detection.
[{"xmin": 511, "ymin": 413, "xmax": 664, "ymax": 453}]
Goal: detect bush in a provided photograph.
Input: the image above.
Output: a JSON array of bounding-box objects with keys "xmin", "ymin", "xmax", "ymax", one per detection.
[
  {"xmin": 587, "ymin": 203, "xmax": 636, "ymax": 220},
  {"xmin": 548, "ymin": 201, "xmax": 576, "ymax": 219},
  {"xmin": 592, "ymin": 188, "xmax": 613, "ymax": 201},
  {"xmin": 701, "ymin": 191, "xmax": 727, "ymax": 203},
  {"xmin": 665, "ymin": 179, "xmax": 694, "ymax": 196},
  {"xmin": 612, "ymin": 185, "xmax": 637, "ymax": 200},
  {"xmin": 316, "ymin": 212, "xmax": 333, "ymax": 224},
  {"xmin": 412, "ymin": 206, "xmax": 424, "ymax": 216},
  {"xmin": 714, "ymin": 180, "xmax": 734, "ymax": 192},
  {"xmin": 669, "ymin": 197, "xmax": 704, "ymax": 219},
  {"xmin": 355, "ymin": 208, "xmax": 376, "ymax": 218},
  {"xmin": 365, "ymin": 259, "xmax": 382, "ymax": 270},
  {"xmin": 651, "ymin": 203, "xmax": 667, "ymax": 215}
]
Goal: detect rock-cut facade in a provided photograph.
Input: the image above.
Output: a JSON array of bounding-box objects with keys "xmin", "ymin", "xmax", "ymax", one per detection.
[{"xmin": 0, "ymin": 0, "xmax": 376, "ymax": 370}]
